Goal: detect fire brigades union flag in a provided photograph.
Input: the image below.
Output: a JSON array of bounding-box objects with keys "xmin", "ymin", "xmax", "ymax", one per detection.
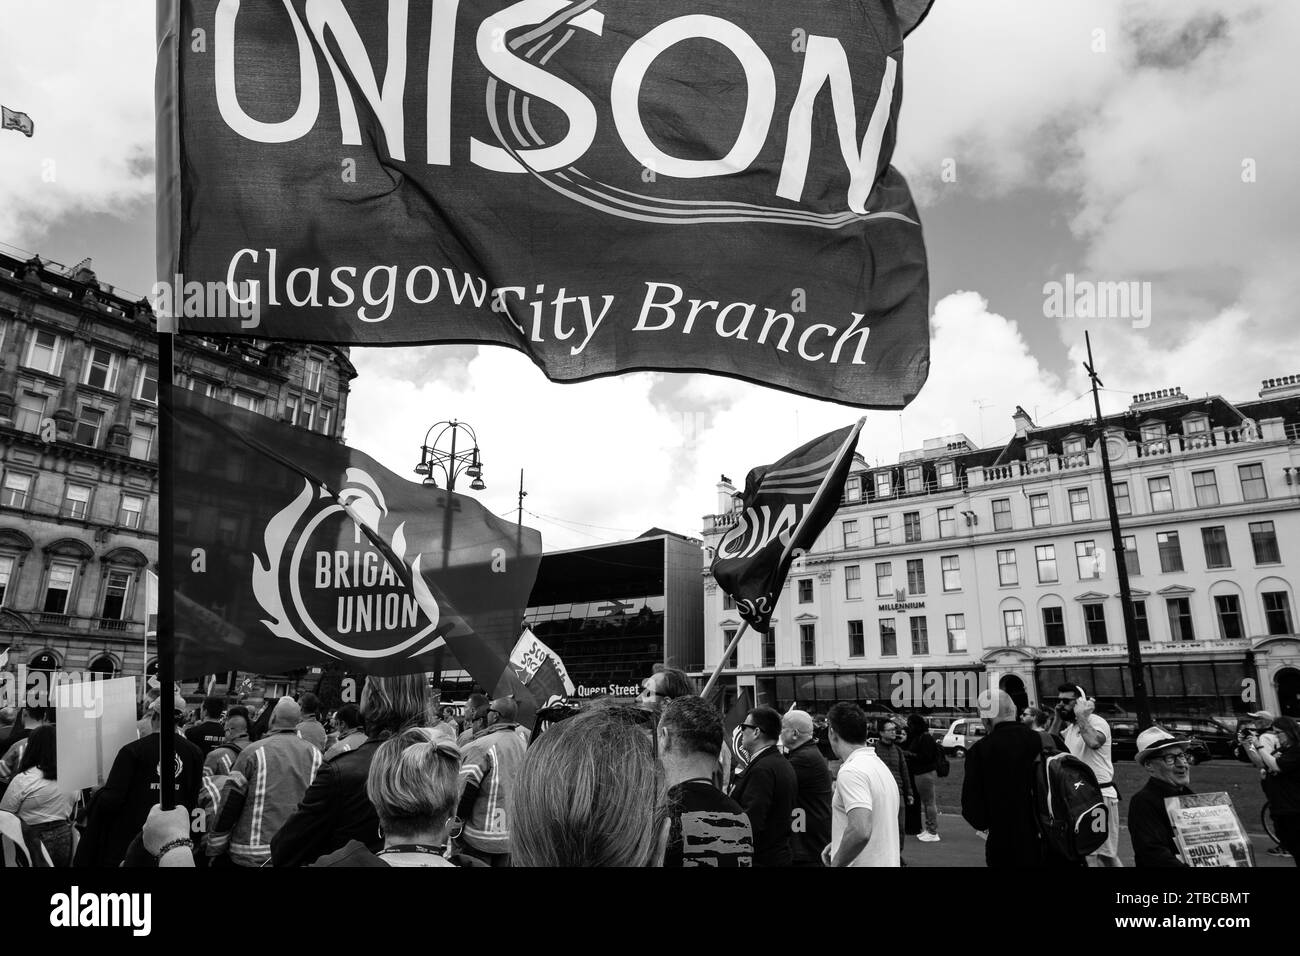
[
  {"xmin": 172, "ymin": 389, "xmax": 543, "ymax": 689},
  {"xmin": 157, "ymin": 0, "xmax": 933, "ymax": 408},
  {"xmin": 711, "ymin": 420, "xmax": 863, "ymax": 632}
]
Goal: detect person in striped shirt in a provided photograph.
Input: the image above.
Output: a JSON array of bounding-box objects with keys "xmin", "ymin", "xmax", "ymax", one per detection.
[{"xmin": 455, "ymin": 697, "xmax": 527, "ymax": 866}]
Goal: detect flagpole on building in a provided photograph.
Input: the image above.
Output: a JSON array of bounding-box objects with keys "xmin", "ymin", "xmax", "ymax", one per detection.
[
  {"xmin": 1084, "ymin": 331, "xmax": 1152, "ymax": 729},
  {"xmin": 702, "ymin": 622, "xmax": 750, "ymax": 699}
]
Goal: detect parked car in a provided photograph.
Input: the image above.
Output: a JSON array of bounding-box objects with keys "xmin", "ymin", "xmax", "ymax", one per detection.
[
  {"xmin": 1103, "ymin": 716, "xmax": 1214, "ymax": 763},
  {"xmin": 941, "ymin": 718, "xmax": 987, "ymax": 756}
]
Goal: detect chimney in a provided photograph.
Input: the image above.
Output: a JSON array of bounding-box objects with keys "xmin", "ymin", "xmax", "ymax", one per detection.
[
  {"xmin": 1130, "ymin": 387, "xmax": 1188, "ymax": 412},
  {"xmin": 1012, "ymin": 406, "xmax": 1035, "ymax": 439},
  {"xmin": 716, "ymin": 476, "xmax": 737, "ymax": 515},
  {"xmin": 1259, "ymin": 374, "xmax": 1300, "ymax": 400}
]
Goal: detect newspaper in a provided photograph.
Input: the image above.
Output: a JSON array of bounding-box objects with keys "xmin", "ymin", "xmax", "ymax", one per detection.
[{"xmin": 1164, "ymin": 792, "xmax": 1255, "ymax": 867}]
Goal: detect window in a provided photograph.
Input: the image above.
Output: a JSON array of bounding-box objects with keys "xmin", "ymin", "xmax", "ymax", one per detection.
[
  {"xmin": 285, "ymin": 395, "xmax": 299, "ymax": 425},
  {"xmin": 301, "ymin": 400, "xmax": 316, "ymax": 429},
  {"xmin": 1141, "ymin": 422, "xmax": 1166, "ymax": 442},
  {"xmin": 1157, "ymin": 531, "xmax": 1184, "ymax": 573},
  {"xmin": 23, "ymin": 329, "xmax": 64, "ymax": 374},
  {"xmin": 842, "ymin": 520, "xmax": 859, "ymax": 549},
  {"xmin": 1148, "ymin": 476, "xmax": 1174, "ymax": 512},
  {"xmin": 63, "ymin": 483, "xmax": 92, "ymax": 520},
  {"xmin": 1131, "ymin": 600, "xmax": 1151, "ymax": 641},
  {"xmin": 997, "ymin": 549, "xmax": 1018, "ymax": 586},
  {"xmin": 873, "ymin": 516, "xmax": 890, "ymax": 546},
  {"xmin": 232, "ymin": 391, "xmax": 262, "ymax": 415},
  {"xmin": 800, "ymin": 624, "xmax": 816, "ymax": 666},
  {"xmin": 1201, "ymin": 526, "xmax": 1231, "ymax": 569},
  {"xmin": 903, "ymin": 512, "xmax": 921, "ymax": 543},
  {"xmin": 845, "ymin": 565, "xmax": 862, "ymax": 600},
  {"xmin": 1192, "ymin": 470, "xmax": 1219, "ymax": 507},
  {"xmin": 1215, "ymin": 595, "xmax": 1244, "ymax": 641},
  {"xmin": 941, "ymin": 555, "xmax": 961, "ymax": 591},
  {"xmin": 15, "ymin": 391, "xmax": 46, "ymax": 433},
  {"xmin": 318, "ymin": 405, "xmax": 334, "ymax": 435},
  {"xmin": 1068, "ymin": 488, "xmax": 1091, "ymax": 522},
  {"xmin": 1166, "ymin": 597, "xmax": 1195, "ymax": 642},
  {"xmin": 843, "ymin": 476, "xmax": 862, "ymax": 503},
  {"xmin": 937, "ymin": 507, "xmax": 956, "ymax": 539},
  {"xmin": 910, "ymin": 617, "xmax": 929, "ymax": 655},
  {"xmin": 136, "ymin": 363, "xmax": 159, "ymax": 403},
  {"xmin": 0, "ymin": 555, "xmax": 12, "ymax": 606},
  {"xmin": 101, "ymin": 570, "xmax": 132, "ymax": 620},
  {"xmin": 82, "ymin": 347, "xmax": 121, "ymax": 391},
  {"xmin": 1250, "ymin": 521, "xmax": 1281, "ymax": 564},
  {"xmin": 1184, "ymin": 416, "xmax": 1208, "ymax": 435},
  {"xmin": 1004, "ymin": 609, "xmax": 1025, "ymax": 645},
  {"xmin": 43, "ymin": 562, "xmax": 76, "ymax": 614},
  {"xmin": 797, "ymin": 578, "xmax": 813, "ymax": 603},
  {"xmin": 879, "ymin": 619, "xmax": 897, "ymax": 656},
  {"xmin": 1239, "ymin": 464, "xmax": 1268, "ymax": 502},
  {"xmin": 905, "ymin": 467, "xmax": 923, "ymax": 494},
  {"xmin": 875, "ymin": 562, "xmax": 892, "ymax": 598},
  {"xmin": 1122, "ymin": 536, "xmax": 1140, "ymax": 576},
  {"xmin": 1029, "ymin": 493, "xmax": 1050, "ymax": 527},
  {"xmin": 305, "ymin": 357, "xmax": 324, "ymax": 392},
  {"xmin": 874, "ymin": 472, "xmax": 892, "ymax": 498},
  {"xmin": 1027, "ymin": 444, "xmax": 1048, "ymax": 460},
  {"xmin": 761, "ymin": 630, "xmax": 775, "ymax": 667},
  {"xmin": 1042, "ymin": 606, "xmax": 1066, "ymax": 646},
  {"xmin": 1, "ymin": 472, "xmax": 32, "ymax": 509},
  {"xmin": 1113, "ymin": 482, "xmax": 1131, "ymax": 516},
  {"xmin": 1075, "ymin": 540, "xmax": 1100, "ymax": 579},
  {"xmin": 723, "ymin": 629, "xmax": 738, "ymax": 669},
  {"xmin": 1084, "ymin": 603, "xmax": 1108, "ymax": 645},
  {"xmin": 992, "ymin": 498, "xmax": 1012, "ymax": 531},
  {"xmin": 937, "ymin": 462, "xmax": 956, "ymax": 489},
  {"xmin": 1035, "ymin": 545, "xmax": 1058, "ymax": 583},
  {"xmin": 119, "ymin": 494, "xmax": 145, "ymax": 529},
  {"xmin": 73, "ymin": 405, "xmax": 104, "ymax": 447},
  {"xmin": 945, "ymin": 614, "xmax": 967, "ymax": 653},
  {"xmin": 848, "ymin": 620, "xmax": 865, "ymax": 658},
  {"xmin": 129, "ymin": 422, "xmax": 155, "ymax": 460},
  {"xmin": 722, "ymin": 592, "xmax": 736, "ymax": 611},
  {"xmin": 906, "ymin": 559, "xmax": 926, "ymax": 595},
  {"xmin": 1263, "ymin": 592, "xmax": 1294, "ymax": 635}
]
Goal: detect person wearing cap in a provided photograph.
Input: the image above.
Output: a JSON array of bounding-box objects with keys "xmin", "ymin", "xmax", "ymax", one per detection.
[
  {"xmin": 781, "ymin": 709, "xmax": 832, "ymax": 865},
  {"xmin": 75, "ymin": 692, "xmax": 204, "ymax": 867},
  {"xmin": 207, "ymin": 697, "xmax": 323, "ymax": 867},
  {"xmin": 1128, "ymin": 727, "xmax": 1196, "ymax": 867},
  {"xmin": 455, "ymin": 695, "xmax": 529, "ymax": 866}
]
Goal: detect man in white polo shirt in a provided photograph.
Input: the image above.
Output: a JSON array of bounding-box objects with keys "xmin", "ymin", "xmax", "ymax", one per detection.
[
  {"xmin": 1054, "ymin": 683, "xmax": 1121, "ymax": 867},
  {"xmin": 821, "ymin": 702, "xmax": 900, "ymax": 867}
]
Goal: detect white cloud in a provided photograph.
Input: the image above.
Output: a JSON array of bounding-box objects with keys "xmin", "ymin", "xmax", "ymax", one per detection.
[{"xmin": 0, "ymin": 1, "xmax": 155, "ymax": 248}]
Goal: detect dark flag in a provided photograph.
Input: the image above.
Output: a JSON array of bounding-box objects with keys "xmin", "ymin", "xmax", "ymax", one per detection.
[
  {"xmin": 171, "ymin": 389, "xmax": 543, "ymax": 715},
  {"xmin": 711, "ymin": 420, "xmax": 864, "ymax": 632},
  {"xmin": 1, "ymin": 106, "xmax": 34, "ymax": 137},
  {"xmin": 157, "ymin": 1, "xmax": 933, "ymax": 408},
  {"xmin": 722, "ymin": 686, "xmax": 754, "ymax": 789}
]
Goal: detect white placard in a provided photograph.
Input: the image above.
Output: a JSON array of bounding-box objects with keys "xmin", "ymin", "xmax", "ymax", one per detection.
[{"xmin": 55, "ymin": 677, "xmax": 139, "ymax": 794}]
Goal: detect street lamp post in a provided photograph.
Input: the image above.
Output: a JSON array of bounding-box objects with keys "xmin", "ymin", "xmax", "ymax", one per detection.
[{"xmin": 413, "ymin": 420, "xmax": 486, "ymax": 694}]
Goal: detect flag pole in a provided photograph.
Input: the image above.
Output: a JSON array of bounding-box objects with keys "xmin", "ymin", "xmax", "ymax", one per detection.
[{"xmin": 701, "ymin": 621, "xmax": 750, "ymax": 699}]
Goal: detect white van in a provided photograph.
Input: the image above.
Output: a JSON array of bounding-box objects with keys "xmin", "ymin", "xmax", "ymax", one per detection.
[{"xmin": 941, "ymin": 718, "xmax": 987, "ymax": 756}]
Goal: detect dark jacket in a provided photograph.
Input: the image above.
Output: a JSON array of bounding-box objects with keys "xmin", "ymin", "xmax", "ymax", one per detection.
[
  {"xmin": 310, "ymin": 839, "xmax": 488, "ymax": 867},
  {"xmin": 271, "ymin": 736, "xmax": 384, "ymax": 868},
  {"xmin": 961, "ymin": 721, "xmax": 1045, "ymax": 867},
  {"xmin": 731, "ymin": 745, "xmax": 797, "ymax": 867},
  {"xmin": 185, "ymin": 720, "xmax": 226, "ymax": 758},
  {"xmin": 904, "ymin": 731, "xmax": 938, "ymax": 775},
  {"xmin": 784, "ymin": 740, "xmax": 832, "ymax": 865},
  {"xmin": 1128, "ymin": 777, "xmax": 1193, "ymax": 867},
  {"xmin": 75, "ymin": 731, "xmax": 204, "ymax": 867}
]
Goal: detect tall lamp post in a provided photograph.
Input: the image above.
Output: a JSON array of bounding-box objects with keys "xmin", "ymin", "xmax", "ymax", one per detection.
[{"xmin": 413, "ymin": 420, "xmax": 486, "ymax": 693}]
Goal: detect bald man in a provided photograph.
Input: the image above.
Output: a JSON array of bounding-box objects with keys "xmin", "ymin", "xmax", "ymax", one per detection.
[
  {"xmin": 782, "ymin": 710, "xmax": 833, "ymax": 867},
  {"xmin": 960, "ymin": 691, "xmax": 1050, "ymax": 867}
]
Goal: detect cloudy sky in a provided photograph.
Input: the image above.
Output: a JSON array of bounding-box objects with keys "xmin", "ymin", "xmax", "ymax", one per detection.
[{"xmin": 2, "ymin": 0, "xmax": 1297, "ymax": 551}]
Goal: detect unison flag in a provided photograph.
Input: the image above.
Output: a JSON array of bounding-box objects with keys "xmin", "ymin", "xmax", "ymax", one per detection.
[
  {"xmin": 172, "ymin": 389, "xmax": 543, "ymax": 701},
  {"xmin": 1, "ymin": 106, "xmax": 34, "ymax": 137},
  {"xmin": 157, "ymin": 0, "xmax": 933, "ymax": 408},
  {"xmin": 711, "ymin": 420, "xmax": 863, "ymax": 632},
  {"xmin": 508, "ymin": 627, "xmax": 575, "ymax": 705}
]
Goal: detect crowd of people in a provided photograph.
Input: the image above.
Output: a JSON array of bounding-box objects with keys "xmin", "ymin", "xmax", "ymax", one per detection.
[{"xmin": 1, "ymin": 672, "xmax": 1297, "ymax": 868}]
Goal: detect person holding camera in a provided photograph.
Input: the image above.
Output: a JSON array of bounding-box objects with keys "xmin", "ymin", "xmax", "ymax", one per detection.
[{"xmin": 1052, "ymin": 684, "xmax": 1121, "ymax": 867}]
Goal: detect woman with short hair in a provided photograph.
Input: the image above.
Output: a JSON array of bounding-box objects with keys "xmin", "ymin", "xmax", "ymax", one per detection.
[
  {"xmin": 0, "ymin": 724, "xmax": 75, "ymax": 866},
  {"xmin": 511, "ymin": 705, "xmax": 668, "ymax": 867}
]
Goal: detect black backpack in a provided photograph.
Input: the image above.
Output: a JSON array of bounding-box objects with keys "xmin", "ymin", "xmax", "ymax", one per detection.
[
  {"xmin": 933, "ymin": 737, "xmax": 950, "ymax": 779},
  {"xmin": 1031, "ymin": 736, "xmax": 1107, "ymax": 861}
]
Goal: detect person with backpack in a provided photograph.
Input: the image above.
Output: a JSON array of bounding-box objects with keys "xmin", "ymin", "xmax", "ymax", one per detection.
[
  {"xmin": 1052, "ymin": 683, "xmax": 1121, "ymax": 866},
  {"xmin": 1128, "ymin": 727, "xmax": 1195, "ymax": 867},
  {"xmin": 961, "ymin": 690, "xmax": 1050, "ymax": 867},
  {"xmin": 904, "ymin": 713, "xmax": 942, "ymax": 842}
]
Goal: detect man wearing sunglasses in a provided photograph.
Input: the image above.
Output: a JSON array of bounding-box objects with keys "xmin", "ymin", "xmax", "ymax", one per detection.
[
  {"xmin": 456, "ymin": 697, "xmax": 527, "ymax": 866},
  {"xmin": 1053, "ymin": 684, "xmax": 1121, "ymax": 867},
  {"xmin": 730, "ymin": 706, "xmax": 797, "ymax": 867},
  {"xmin": 1128, "ymin": 727, "xmax": 1196, "ymax": 867}
]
